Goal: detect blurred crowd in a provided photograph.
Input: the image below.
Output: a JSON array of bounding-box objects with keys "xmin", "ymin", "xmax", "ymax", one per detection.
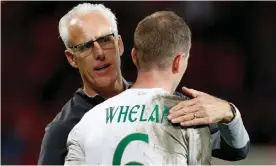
[{"xmin": 1, "ymin": 1, "xmax": 276, "ymax": 164}]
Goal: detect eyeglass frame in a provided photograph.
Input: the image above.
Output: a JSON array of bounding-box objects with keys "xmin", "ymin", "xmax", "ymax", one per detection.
[{"xmin": 68, "ymin": 33, "xmax": 116, "ymax": 52}]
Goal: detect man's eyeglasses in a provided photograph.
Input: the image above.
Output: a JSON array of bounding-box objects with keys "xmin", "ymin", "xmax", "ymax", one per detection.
[{"xmin": 69, "ymin": 33, "xmax": 115, "ymax": 52}]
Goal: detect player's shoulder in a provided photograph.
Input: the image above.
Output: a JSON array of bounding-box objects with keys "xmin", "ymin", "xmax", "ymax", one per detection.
[
  {"xmin": 81, "ymin": 90, "xmax": 133, "ymax": 121},
  {"xmin": 99, "ymin": 89, "xmax": 133, "ymax": 104},
  {"xmin": 78, "ymin": 100, "xmax": 108, "ymax": 125}
]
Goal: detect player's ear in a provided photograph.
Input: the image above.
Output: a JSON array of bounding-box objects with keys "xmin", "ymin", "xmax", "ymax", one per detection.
[
  {"xmin": 117, "ymin": 35, "xmax": 124, "ymax": 56},
  {"xmin": 131, "ymin": 48, "xmax": 139, "ymax": 68},
  {"xmin": 65, "ymin": 50, "xmax": 78, "ymax": 68},
  {"xmin": 172, "ymin": 54, "xmax": 183, "ymax": 74}
]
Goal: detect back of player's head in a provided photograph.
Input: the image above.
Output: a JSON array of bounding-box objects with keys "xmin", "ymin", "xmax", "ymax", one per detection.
[{"xmin": 133, "ymin": 11, "xmax": 191, "ymax": 71}]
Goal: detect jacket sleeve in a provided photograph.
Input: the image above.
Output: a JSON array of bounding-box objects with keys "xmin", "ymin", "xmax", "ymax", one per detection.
[
  {"xmin": 38, "ymin": 122, "xmax": 70, "ymax": 165},
  {"xmin": 210, "ymin": 104, "xmax": 250, "ymax": 161}
]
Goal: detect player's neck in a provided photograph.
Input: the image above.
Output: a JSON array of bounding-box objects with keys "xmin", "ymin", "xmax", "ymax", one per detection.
[
  {"xmin": 131, "ymin": 70, "xmax": 176, "ymax": 94},
  {"xmin": 83, "ymin": 76, "xmax": 124, "ymax": 99}
]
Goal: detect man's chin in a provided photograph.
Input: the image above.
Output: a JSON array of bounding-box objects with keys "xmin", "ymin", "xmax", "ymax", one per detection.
[
  {"xmin": 89, "ymin": 71, "xmax": 120, "ymax": 88},
  {"xmin": 95, "ymin": 77, "xmax": 117, "ymax": 88}
]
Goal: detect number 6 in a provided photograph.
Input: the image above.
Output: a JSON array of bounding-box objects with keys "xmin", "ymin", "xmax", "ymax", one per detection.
[{"xmin": 113, "ymin": 133, "xmax": 149, "ymax": 165}]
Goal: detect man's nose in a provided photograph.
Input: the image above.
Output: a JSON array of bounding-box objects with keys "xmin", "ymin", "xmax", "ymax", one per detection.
[{"xmin": 93, "ymin": 42, "xmax": 105, "ymax": 60}]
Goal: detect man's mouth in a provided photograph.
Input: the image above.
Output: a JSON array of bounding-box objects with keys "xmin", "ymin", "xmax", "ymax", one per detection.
[{"xmin": 94, "ymin": 64, "xmax": 111, "ymax": 71}]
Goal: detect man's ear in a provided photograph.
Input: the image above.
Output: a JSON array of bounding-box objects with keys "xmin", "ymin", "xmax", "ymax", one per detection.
[
  {"xmin": 65, "ymin": 50, "xmax": 78, "ymax": 68},
  {"xmin": 131, "ymin": 48, "xmax": 139, "ymax": 68},
  {"xmin": 172, "ymin": 54, "xmax": 182, "ymax": 74},
  {"xmin": 117, "ymin": 35, "xmax": 124, "ymax": 56}
]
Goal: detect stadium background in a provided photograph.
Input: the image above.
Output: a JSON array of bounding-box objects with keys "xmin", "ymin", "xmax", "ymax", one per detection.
[{"xmin": 1, "ymin": 1, "xmax": 276, "ymax": 164}]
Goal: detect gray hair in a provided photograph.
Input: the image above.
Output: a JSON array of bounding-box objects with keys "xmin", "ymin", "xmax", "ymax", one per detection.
[{"xmin": 58, "ymin": 3, "xmax": 118, "ymax": 48}]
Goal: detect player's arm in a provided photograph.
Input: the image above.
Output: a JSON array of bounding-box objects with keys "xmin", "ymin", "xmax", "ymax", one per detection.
[
  {"xmin": 64, "ymin": 126, "xmax": 85, "ymax": 165},
  {"xmin": 183, "ymin": 127, "xmax": 212, "ymax": 165},
  {"xmin": 38, "ymin": 122, "xmax": 71, "ymax": 165}
]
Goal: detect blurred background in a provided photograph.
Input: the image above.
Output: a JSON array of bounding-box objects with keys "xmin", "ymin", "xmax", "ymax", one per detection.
[{"xmin": 1, "ymin": 1, "xmax": 276, "ymax": 165}]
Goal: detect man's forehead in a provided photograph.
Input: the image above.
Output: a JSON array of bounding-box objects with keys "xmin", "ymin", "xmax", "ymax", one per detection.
[
  {"xmin": 81, "ymin": 23, "xmax": 112, "ymax": 39},
  {"xmin": 68, "ymin": 13, "xmax": 112, "ymax": 42}
]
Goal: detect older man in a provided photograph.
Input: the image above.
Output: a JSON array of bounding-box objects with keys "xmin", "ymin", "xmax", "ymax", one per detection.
[{"xmin": 38, "ymin": 3, "xmax": 249, "ymax": 165}]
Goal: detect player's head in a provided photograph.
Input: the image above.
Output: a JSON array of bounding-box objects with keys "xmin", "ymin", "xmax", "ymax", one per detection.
[
  {"xmin": 132, "ymin": 11, "xmax": 191, "ymax": 89},
  {"xmin": 59, "ymin": 3, "xmax": 124, "ymax": 89}
]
